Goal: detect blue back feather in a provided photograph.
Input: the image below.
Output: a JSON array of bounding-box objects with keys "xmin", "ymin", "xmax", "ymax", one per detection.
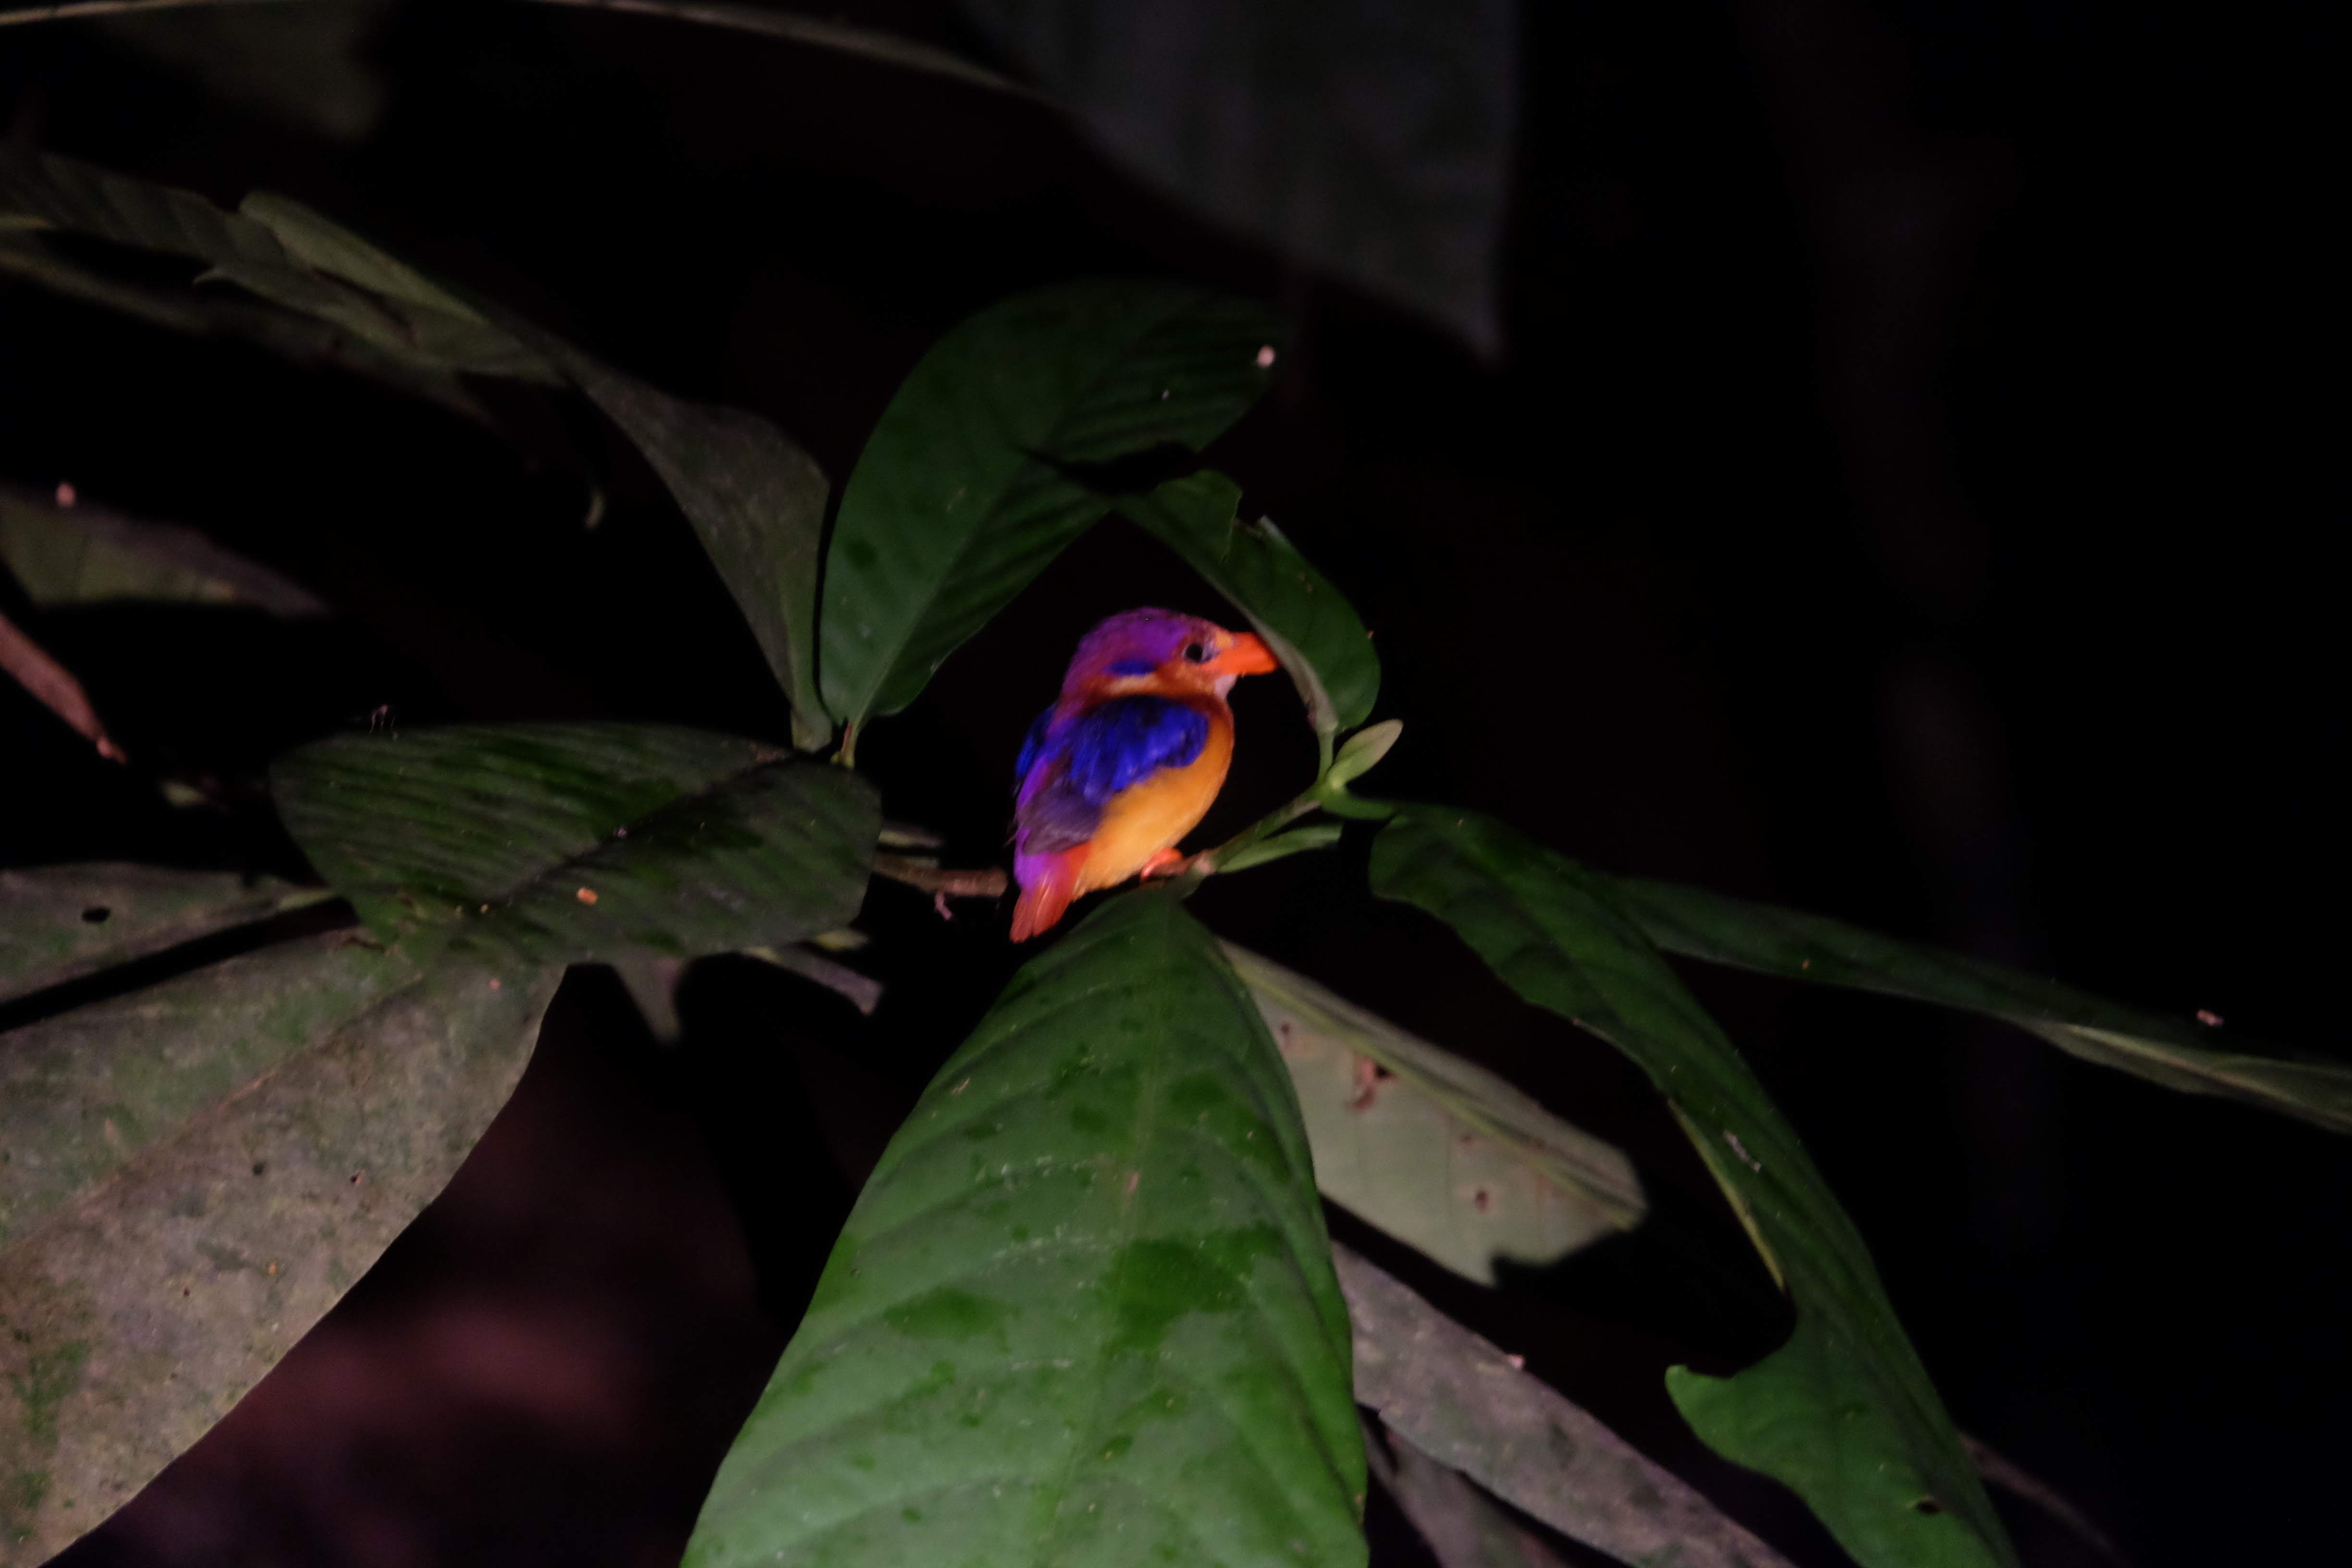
[{"xmin": 1015, "ymin": 696, "xmax": 1209, "ymax": 851}]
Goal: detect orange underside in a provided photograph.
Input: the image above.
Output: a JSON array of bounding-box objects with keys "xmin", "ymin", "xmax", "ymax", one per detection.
[{"xmin": 1009, "ymin": 714, "xmax": 1233, "ymax": 940}]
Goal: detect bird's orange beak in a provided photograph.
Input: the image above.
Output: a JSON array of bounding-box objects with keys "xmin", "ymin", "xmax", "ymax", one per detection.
[{"xmin": 1204, "ymin": 633, "xmax": 1278, "ymax": 677}]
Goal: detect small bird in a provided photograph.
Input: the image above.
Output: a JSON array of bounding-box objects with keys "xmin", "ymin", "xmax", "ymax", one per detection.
[{"xmin": 1009, "ymin": 608, "xmax": 1279, "ymax": 940}]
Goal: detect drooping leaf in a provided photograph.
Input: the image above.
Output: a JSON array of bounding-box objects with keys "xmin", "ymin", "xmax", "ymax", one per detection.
[
  {"xmin": 819, "ymin": 281, "xmax": 1281, "ymax": 731},
  {"xmin": 0, "ymin": 606, "xmax": 124, "ymax": 763},
  {"xmin": 1370, "ymin": 809, "xmax": 2015, "ymax": 1568},
  {"xmin": 962, "ymin": 0, "xmax": 1517, "ymax": 354},
  {"xmin": 0, "ymin": 937, "xmax": 559, "ymax": 1566},
  {"xmin": 0, "ymin": 863, "xmax": 317, "ymax": 1006},
  {"xmin": 1339, "ymin": 1245, "xmax": 1798, "ymax": 1568},
  {"xmin": 1, "ymin": 151, "xmax": 833, "ymax": 742},
  {"xmin": 1221, "ymin": 943, "xmax": 1642, "ymax": 1286},
  {"xmin": 0, "ymin": 482, "xmax": 328, "ymax": 616},
  {"xmin": 271, "ymin": 723, "xmax": 880, "ymax": 962},
  {"xmin": 1118, "ymin": 471, "xmax": 1380, "ymax": 740},
  {"xmin": 1363, "ymin": 1416, "xmax": 1572, "ymax": 1568},
  {"xmin": 685, "ymin": 890, "xmax": 1364, "ymax": 1568},
  {"xmin": 1610, "ymin": 875, "xmax": 2352, "ymax": 1136}
]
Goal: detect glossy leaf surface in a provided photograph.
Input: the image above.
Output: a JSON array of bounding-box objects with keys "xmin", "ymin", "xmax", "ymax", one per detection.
[
  {"xmin": 1371, "ymin": 809, "xmax": 2015, "ymax": 1568},
  {"xmin": 0, "ymin": 938, "xmax": 558, "ymax": 1565},
  {"xmin": 272, "ymin": 723, "xmax": 879, "ymax": 962},
  {"xmin": 1223, "ymin": 944, "xmax": 1641, "ymax": 1286},
  {"xmin": 819, "ymin": 281, "xmax": 1280, "ymax": 729},
  {"xmin": 1611, "ymin": 875, "xmax": 2352, "ymax": 1135},
  {"xmin": 686, "ymin": 890, "xmax": 1363, "ymax": 1567},
  {"xmin": 1119, "ymin": 471, "xmax": 1379, "ymax": 739}
]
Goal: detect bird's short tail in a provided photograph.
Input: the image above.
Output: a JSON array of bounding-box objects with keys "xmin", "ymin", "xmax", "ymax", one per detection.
[{"xmin": 1010, "ymin": 850, "xmax": 1083, "ymax": 941}]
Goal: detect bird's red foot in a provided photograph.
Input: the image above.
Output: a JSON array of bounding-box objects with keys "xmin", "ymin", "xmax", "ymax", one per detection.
[{"xmin": 1138, "ymin": 849, "xmax": 1191, "ymax": 881}]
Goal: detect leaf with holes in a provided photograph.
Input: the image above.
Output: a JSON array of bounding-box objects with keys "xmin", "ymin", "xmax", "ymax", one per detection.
[
  {"xmin": 1118, "ymin": 471, "xmax": 1379, "ymax": 741},
  {"xmin": 819, "ymin": 281, "xmax": 1281, "ymax": 731},
  {"xmin": 1370, "ymin": 808, "xmax": 2016, "ymax": 1568},
  {"xmin": 271, "ymin": 723, "xmax": 879, "ymax": 963},
  {"xmin": 685, "ymin": 890, "xmax": 1364, "ymax": 1567},
  {"xmin": 1221, "ymin": 943, "xmax": 1642, "ymax": 1286},
  {"xmin": 1609, "ymin": 875, "xmax": 2352, "ymax": 1135},
  {"xmin": 0, "ymin": 863, "xmax": 318, "ymax": 1006},
  {"xmin": 0, "ymin": 936, "xmax": 559, "ymax": 1566}
]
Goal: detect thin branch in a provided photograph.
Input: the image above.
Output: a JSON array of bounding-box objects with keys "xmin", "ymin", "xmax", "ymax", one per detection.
[{"xmin": 871, "ymin": 854, "xmax": 1006, "ymax": 900}]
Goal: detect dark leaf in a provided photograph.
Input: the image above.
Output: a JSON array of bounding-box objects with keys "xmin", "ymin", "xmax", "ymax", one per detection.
[
  {"xmin": 1611, "ymin": 875, "xmax": 2352, "ymax": 1135},
  {"xmin": 963, "ymin": 0, "xmax": 1516, "ymax": 353},
  {"xmin": 0, "ymin": 863, "xmax": 317, "ymax": 1006},
  {"xmin": 271, "ymin": 723, "xmax": 880, "ymax": 963},
  {"xmin": 1370, "ymin": 809, "xmax": 2015, "ymax": 1568}
]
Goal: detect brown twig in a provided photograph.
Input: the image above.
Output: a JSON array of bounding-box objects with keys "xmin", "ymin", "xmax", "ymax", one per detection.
[{"xmin": 871, "ymin": 854, "xmax": 1007, "ymax": 900}]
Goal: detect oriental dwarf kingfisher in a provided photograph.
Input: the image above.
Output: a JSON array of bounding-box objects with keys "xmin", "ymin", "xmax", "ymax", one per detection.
[{"xmin": 1009, "ymin": 608, "xmax": 1279, "ymax": 940}]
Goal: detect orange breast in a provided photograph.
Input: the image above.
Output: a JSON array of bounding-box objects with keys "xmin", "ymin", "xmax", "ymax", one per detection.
[{"xmin": 1071, "ymin": 705, "xmax": 1234, "ymax": 894}]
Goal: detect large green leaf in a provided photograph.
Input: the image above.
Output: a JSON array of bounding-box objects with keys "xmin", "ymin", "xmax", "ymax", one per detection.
[
  {"xmin": 818, "ymin": 281, "xmax": 1281, "ymax": 731},
  {"xmin": 271, "ymin": 723, "xmax": 879, "ymax": 962},
  {"xmin": 1119, "ymin": 472, "xmax": 1380, "ymax": 742},
  {"xmin": 1, "ymin": 150, "xmax": 834, "ymax": 742},
  {"xmin": 0, "ymin": 936, "xmax": 559, "ymax": 1566},
  {"xmin": 1340, "ymin": 1246, "xmax": 1797, "ymax": 1568},
  {"xmin": 685, "ymin": 890, "xmax": 1364, "ymax": 1567},
  {"xmin": 962, "ymin": 0, "xmax": 1516, "ymax": 354},
  {"xmin": 0, "ymin": 863, "xmax": 318, "ymax": 1006},
  {"xmin": 1370, "ymin": 809, "xmax": 2015, "ymax": 1568},
  {"xmin": 1610, "ymin": 875, "xmax": 2352, "ymax": 1135},
  {"xmin": 1222, "ymin": 943, "xmax": 1642, "ymax": 1286}
]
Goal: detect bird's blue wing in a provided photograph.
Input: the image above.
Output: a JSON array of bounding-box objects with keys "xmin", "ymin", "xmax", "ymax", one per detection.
[{"xmin": 1015, "ymin": 697, "xmax": 1208, "ymax": 851}]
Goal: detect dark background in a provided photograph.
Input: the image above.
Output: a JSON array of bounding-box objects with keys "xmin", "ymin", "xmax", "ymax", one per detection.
[{"xmin": 0, "ymin": 1, "xmax": 2340, "ymax": 1564}]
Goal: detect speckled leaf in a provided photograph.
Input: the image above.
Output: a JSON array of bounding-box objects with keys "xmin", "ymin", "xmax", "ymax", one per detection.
[
  {"xmin": 819, "ymin": 281, "xmax": 1281, "ymax": 731},
  {"xmin": 271, "ymin": 723, "xmax": 879, "ymax": 963},
  {"xmin": 1340, "ymin": 1246, "xmax": 1797, "ymax": 1568},
  {"xmin": 1370, "ymin": 810, "xmax": 2015, "ymax": 1568},
  {"xmin": 1221, "ymin": 944, "xmax": 1642, "ymax": 1286},
  {"xmin": 1610, "ymin": 875, "xmax": 2352, "ymax": 1135},
  {"xmin": 0, "ymin": 864, "xmax": 318, "ymax": 1006},
  {"xmin": 685, "ymin": 890, "xmax": 1364, "ymax": 1568},
  {"xmin": 1119, "ymin": 472, "xmax": 1379, "ymax": 741},
  {"xmin": 0, "ymin": 936, "xmax": 559, "ymax": 1566}
]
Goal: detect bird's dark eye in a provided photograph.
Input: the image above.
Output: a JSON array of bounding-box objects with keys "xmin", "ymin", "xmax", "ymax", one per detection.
[{"xmin": 1182, "ymin": 641, "xmax": 1208, "ymax": 663}]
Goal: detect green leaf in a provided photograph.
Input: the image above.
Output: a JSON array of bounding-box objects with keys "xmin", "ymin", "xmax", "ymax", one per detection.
[
  {"xmin": 1118, "ymin": 471, "xmax": 1380, "ymax": 740},
  {"xmin": 0, "ymin": 937, "xmax": 559, "ymax": 1566},
  {"xmin": 685, "ymin": 890, "xmax": 1364, "ymax": 1568},
  {"xmin": 1221, "ymin": 943, "xmax": 1642, "ymax": 1286},
  {"xmin": 1370, "ymin": 809, "xmax": 2016, "ymax": 1568},
  {"xmin": 0, "ymin": 863, "xmax": 318, "ymax": 1007},
  {"xmin": 1340, "ymin": 1246, "xmax": 1799, "ymax": 1568},
  {"xmin": 0, "ymin": 482, "xmax": 328, "ymax": 616},
  {"xmin": 1210, "ymin": 822, "xmax": 1345, "ymax": 875},
  {"xmin": 271, "ymin": 723, "xmax": 880, "ymax": 963},
  {"xmin": 1610, "ymin": 876, "xmax": 2352, "ymax": 1136},
  {"xmin": 963, "ymin": 0, "xmax": 1516, "ymax": 354},
  {"xmin": 1326, "ymin": 719, "xmax": 1403, "ymax": 790},
  {"xmin": 819, "ymin": 281, "xmax": 1282, "ymax": 730}
]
